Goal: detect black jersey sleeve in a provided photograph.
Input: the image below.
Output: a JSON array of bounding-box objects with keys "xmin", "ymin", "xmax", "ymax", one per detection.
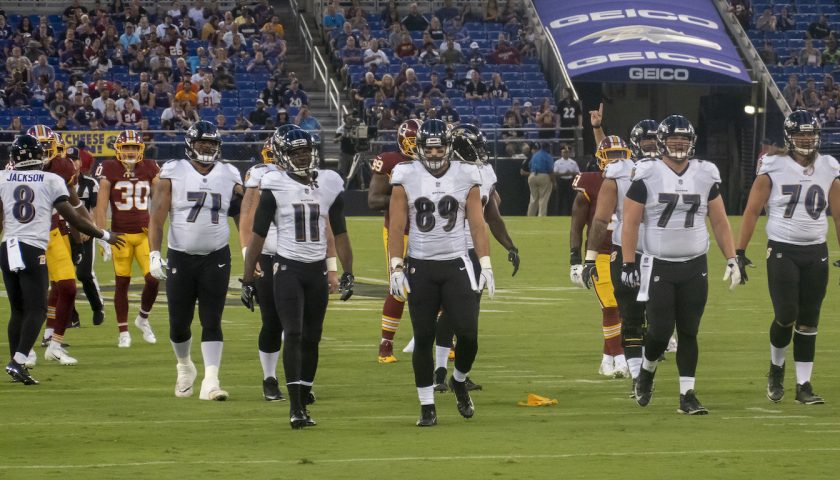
[
  {"xmin": 328, "ymin": 192, "xmax": 347, "ymax": 235},
  {"xmin": 252, "ymin": 189, "xmax": 277, "ymax": 237},
  {"xmin": 626, "ymin": 180, "xmax": 648, "ymax": 203}
]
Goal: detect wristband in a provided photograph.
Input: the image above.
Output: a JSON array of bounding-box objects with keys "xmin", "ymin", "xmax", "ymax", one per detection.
[
  {"xmin": 242, "ymin": 247, "xmax": 247, "ymax": 259},
  {"xmin": 390, "ymin": 256, "xmax": 404, "ymax": 271},
  {"xmin": 326, "ymin": 257, "xmax": 338, "ymax": 272},
  {"xmin": 585, "ymin": 249, "xmax": 598, "ymax": 262},
  {"xmin": 73, "ymin": 202, "xmax": 86, "ymax": 209},
  {"xmin": 99, "ymin": 230, "xmax": 110, "ymax": 242},
  {"xmin": 479, "ymin": 256, "xmax": 492, "ymax": 269}
]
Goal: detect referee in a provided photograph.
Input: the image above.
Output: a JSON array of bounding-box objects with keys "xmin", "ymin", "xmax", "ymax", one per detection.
[{"xmin": 527, "ymin": 142, "xmax": 554, "ymax": 216}]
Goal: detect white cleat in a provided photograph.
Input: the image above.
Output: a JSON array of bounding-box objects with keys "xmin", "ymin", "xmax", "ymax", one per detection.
[
  {"xmin": 118, "ymin": 331, "xmax": 132, "ymax": 348},
  {"xmin": 598, "ymin": 357, "xmax": 615, "ymax": 377},
  {"xmin": 666, "ymin": 336, "xmax": 678, "ymax": 353},
  {"xmin": 612, "ymin": 360, "xmax": 630, "ymax": 379},
  {"xmin": 403, "ymin": 337, "xmax": 415, "ymax": 353},
  {"xmin": 134, "ymin": 316, "xmax": 157, "ymax": 344},
  {"xmin": 199, "ymin": 378, "xmax": 229, "ymax": 401},
  {"xmin": 44, "ymin": 345, "xmax": 78, "ymax": 365},
  {"xmin": 25, "ymin": 350, "xmax": 37, "ymax": 369},
  {"xmin": 175, "ymin": 362, "xmax": 198, "ymax": 398}
]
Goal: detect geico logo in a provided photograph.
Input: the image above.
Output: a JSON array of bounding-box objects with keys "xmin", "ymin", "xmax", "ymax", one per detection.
[
  {"xmin": 550, "ymin": 9, "xmax": 718, "ymax": 30},
  {"xmin": 629, "ymin": 67, "xmax": 689, "ymax": 80},
  {"xmin": 566, "ymin": 51, "xmax": 742, "ymax": 74}
]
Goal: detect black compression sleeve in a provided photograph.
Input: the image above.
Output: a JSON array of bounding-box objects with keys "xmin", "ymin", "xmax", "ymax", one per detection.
[
  {"xmin": 328, "ymin": 192, "xmax": 348, "ymax": 235},
  {"xmin": 252, "ymin": 190, "xmax": 277, "ymax": 237},
  {"xmin": 228, "ymin": 190, "xmax": 243, "ymax": 217},
  {"xmin": 708, "ymin": 183, "xmax": 720, "ymax": 201},
  {"xmin": 626, "ymin": 180, "xmax": 647, "ymax": 203}
]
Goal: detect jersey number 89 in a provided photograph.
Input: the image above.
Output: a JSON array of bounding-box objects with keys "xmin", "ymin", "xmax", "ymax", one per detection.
[{"xmin": 414, "ymin": 195, "xmax": 458, "ymax": 233}]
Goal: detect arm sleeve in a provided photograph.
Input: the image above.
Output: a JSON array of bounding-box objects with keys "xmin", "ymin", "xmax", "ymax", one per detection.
[
  {"xmin": 228, "ymin": 190, "xmax": 243, "ymax": 217},
  {"xmin": 252, "ymin": 189, "xmax": 277, "ymax": 237},
  {"xmin": 708, "ymin": 183, "xmax": 720, "ymax": 201},
  {"xmin": 626, "ymin": 180, "xmax": 647, "ymax": 204},
  {"xmin": 328, "ymin": 192, "xmax": 348, "ymax": 235}
]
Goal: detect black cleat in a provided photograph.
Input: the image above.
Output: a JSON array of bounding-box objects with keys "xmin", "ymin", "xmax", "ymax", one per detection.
[
  {"xmin": 433, "ymin": 368, "xmax": 449, "ymax": 393},
  {"xmin": 68, "ymin": 309, "xmax": 81, "ymax": 328},
  {"xmin": 262, "ymin": 377, "xmax": 285, "ymax": 402},
  {"xmin": 305, "ymin": 391, "xmax": 316, "ymax": 405},
  {"xmin": 290, "ymin": 409, "xmax": 307, "ymax": 429},
  {"xmin": 635, "ymin": 368, "xmax": 655, "ymax": 407},
  {"xmin": 464, "ymin": 376, "xmax": 483, "ymax": 391},
  {"xmin": 678, "ymin": 390, "xmax": 709, "ymax": 415},
  {"xmin": 416, "ymin": 404, "xmax": 437, "ymax": 427},
  {"xmin": 92, "ymin": 310, "xmax": 105, "ymax": 326},
  {"xmin": 304, "ymin": 410, "xmax": 317, "ymax": 427},
  {"xmin": 448, "ymin": 377, "xmax": 475, "ymax": 418},
  {"xmin": 767, "ymin": 363, "xmax": 785, "ymax": 403},
  {"xmin": 5, "ymin": 361, "xmax": 38, "ymax": 385},
  {"xmin": 629, "ymin": 377, "xmax": 638, "ymax": 399},
  {"xmin": 795, "ymin": 382, "xmax": 825, "ymax": 405}
]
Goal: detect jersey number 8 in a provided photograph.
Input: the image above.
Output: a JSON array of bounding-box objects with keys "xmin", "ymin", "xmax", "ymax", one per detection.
[
  {"xmin": 414, "ymin": 195, "xmax": 459, "ymax": 233},
  {"xmin": 12, "ymin": 185, "xmax": 36, "ymax": 224}
]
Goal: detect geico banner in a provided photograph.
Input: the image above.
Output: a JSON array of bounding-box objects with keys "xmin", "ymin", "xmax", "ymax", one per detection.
[
  {"xmin": 61, "ymin": 131, "xmax": 121, "ymax": 157},
  {"xmin": 535, "ymin": 0, "xmax": 751, "ymax": 84}
]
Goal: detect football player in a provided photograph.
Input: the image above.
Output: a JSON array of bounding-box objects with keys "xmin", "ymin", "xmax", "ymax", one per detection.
[
  {"xmin": 582, "ymin": 113, "xmax": 659, "ymax": 391},
  {"xmin": 148, "ymin": 121, "xmax": 244, "ymax": 401},
  {"xmin": 241, "ymin": 128, "xmax": 351, "ymax": 429},
  {"xmin": 2, "ymin": 135, "xmax": 123, "ymax": 385},
  {"xmin": 388, "ymin": 119, "xmax": 494, "ymax": 427},
  {"xmin": 94, "ymin": 130, "xmax": 160, "ymax": 347},
  {"xmin": 737, "ymin": 110, "xmax": 840, "ymax": 405},
  {"xmin": 368, "ymin": 119, "xmax": 420, "ymax": 363},
  {"xmin": 569, "ymin": 135, "xmax": 628, "ymax": 378},
  {"xmin": 432, "ymin": 124, "xmax": 520, "ymax": 392},
  {"xmin": 621, "ymin": 115, "xmax": 741, "ymax": 415},
  {"xmin": 29, "ymin": 126, "xmax": 84, "ymax": 365},
  {"xmin": 68, "ymin": 146, "xmax": 105, "ymax": 327}
]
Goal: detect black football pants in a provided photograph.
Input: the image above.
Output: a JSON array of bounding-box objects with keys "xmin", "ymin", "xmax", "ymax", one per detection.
[
  {"xmin": 166, "ymin": 247, "xmax": 231, "ymax": 343},
  {"xmin": 1, "ymin": 242, "xmax": 49, "ymax": 358}
]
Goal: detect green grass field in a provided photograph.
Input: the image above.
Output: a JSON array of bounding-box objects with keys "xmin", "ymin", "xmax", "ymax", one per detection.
[{"xmin": 1, "ymin": 216, "xmax": 840, "ymax": 479}]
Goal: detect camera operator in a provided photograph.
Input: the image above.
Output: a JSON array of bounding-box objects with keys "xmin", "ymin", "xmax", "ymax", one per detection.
[{"xmin": 335, "ymin": 111, "xmax": 374, "ymax": 189}]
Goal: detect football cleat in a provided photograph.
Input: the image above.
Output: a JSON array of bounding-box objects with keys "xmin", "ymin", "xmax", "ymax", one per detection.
[
  {"xmin": 613, "ymin": 358, "xmax": 630, "ymax": 379},
  {"xmin": 118, "ymin": 331, "xmax": 132, "ymax": 348},
  {"xmin": 199, "ymin": 378, "xmax": 229, "ymax": 401},
  {"xmin": 402, "ymin": 337, "xmax": 415, "ymax": 353},
  {"xmin": 448, "ymin": 377, "xmax": 475, "ymax": 419},
  {"xmin": 92, "ymin": 310, "xmax": 105, "ymax": 326},
  {"xmin": 629, "ymin": 377, "xmax": 639, "ymax": 399},
  {"xmin": 263, "ymin": 377, "xmax": 285, "ymax": 402},
  {"xmin": 304, "ymin": 410, "xmax": 317, "ymax": 427},
  {"xmin": 378, "ymin": 340, "xmax": 397, "ymax": 363},
  {"xmin": 795, "ymin": 382, "xmax": 825, "ymax": 405},
  {"xmin": 767, "ymin": 363, "xmax": 785, "ymax": 403},
  {"xmin": 678, "ymin": 390, "xmax": 709, "ymax": 415},
  {"xmin": 175, "ymin": 362, "xmax": 198, "ymax": 397},
  {"xmin": 635, "ymin": 368, "xmax": 655, "ymax": 407},
  {"xmin": 598, "ymin": 356, "xmax": 615, "ymax": 377},
  {"xmin": 134, "ymin": 316, "xmax": 157, "ymax": 344},
  {"xmin": 416, "ymin": 404, "xmax": 438, "ymax": 427},
  {"xmin": 305, "ymin": 391, "xmax": 317, "ymax": 406},
  {"xmin": 465, "ymin": 377, "xmax": 483, "ymax": 391},
  {"xmin": 6, "ymin": 360, "xmax": 39, "ymax": 385},
  {"xmin": 68, "ymin": 309, "xmax": 81, "ymax": 328},
  {"xmin": 44, "ymin": 344, "xmax": 78, "ymax": 365},
  {"xmin": 290, "ymin": 409, "xmax": 307, "ymax": 429},
  {"xmin": 666, "ymin": 336, "xmax": 678, "ymax": 353},
  {"xmin": 25, "ymin": 350, "xmax": 37, "ymax": 369},
  {"xmin": 433, "ymin": 367, "xmax": 449, "ymax": 393},
  {"xmin": 41, "ymin": 336, "xmax": 69, "ymax": 348}
]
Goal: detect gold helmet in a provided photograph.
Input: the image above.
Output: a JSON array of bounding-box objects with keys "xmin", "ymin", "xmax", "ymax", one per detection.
[
  {"xmin": 261, "ymin": 137, "xmax": 274, "ymax": 164},
  {"xmin": 26, "ymin": 125, "xmax": 58, "ymax": 162},
  {"xmin": 114, "ymin": 129, "xmax": 145, "ymax": 166},
  {"xmin": 397, "ymin": 119, "xmax": 421, "ymax": 158},
  {"xmin": 595, "ymin": 135, "xmax": 632, "ymax": 170},
  {"xmin": 54, "ymin": 131, "xmax": 67, "ymax": 158}
]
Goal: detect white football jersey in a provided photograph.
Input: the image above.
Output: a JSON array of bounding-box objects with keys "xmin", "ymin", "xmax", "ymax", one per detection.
[
  {"xmin": 633, "ymin": 159, "xmax": 721, "ymax": 262},
  {"xmin": 260, "ymin": 169, "xmax": 344, "ymax": 262},
  {"xmin": 161, "ymin": 159, "xmax": 242, "ymax": 255},
  {"xmin": 392, "ymin": 160, "xmax": 481, "ymax": 260},
  {"xmin": 604, "ymin": 158, "xmax": 645, "ymax": 252},
  {"xmin": 464, "ymin": 163, "xmax": 497, "ymax": 250},
  {"xmin": 245, "ymin": 163, "xmax": 280, "ymax": 255},
  {"xmin": 759, "ymin": 154, "xmax": 840, "ymax": 245},
  {"xmin": 1, "ymin": 170, "xmax": 70, "ymax": 250}
]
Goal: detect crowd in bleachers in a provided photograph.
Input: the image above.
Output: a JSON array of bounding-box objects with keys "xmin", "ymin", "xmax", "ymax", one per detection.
[
  {"xmin": 0, "ymin": 0, "xmax": 318, "ymax": 160},
  {"xmin": 740, "ymin": 0, "xmax": 840, "ymax": 145},
  {"xmin": 323, "ymin": 0, "xmax": 579, "ymax": 157}
]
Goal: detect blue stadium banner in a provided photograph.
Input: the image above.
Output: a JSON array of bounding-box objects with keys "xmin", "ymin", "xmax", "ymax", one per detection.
[{"xmin": 536, "ymin": 0, "xmax": 751, "ymax": 84}]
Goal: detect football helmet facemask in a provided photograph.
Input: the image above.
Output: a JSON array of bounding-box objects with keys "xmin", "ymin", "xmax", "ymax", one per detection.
[
  {"xmin": 784, "ymin": 110, "xmax": 820, "ymax": 159},
  {"xmin": 595, "ymin": 135, "xmax": 632, "ymax": 170},
  {"xmin": 415, "ymin": 119, "xmax": 451, "ymax": 174},
  {"xmin": 656, "ymin": 115, "xmax": 696, "ymax": 161},
  {"xmin": 629, "ymin": 119, "xmax": 659, "ymax": 159},
  {"xmin": 114, "ymin": 129, "xmax": 145, "ymax": 166},
  {"xmin": 185, "ymin": 120, "xmax": 222, "ymax": 164},
  {"xmin": 450, "ymin": 123, "xmax": 488, "ymax": 165}
]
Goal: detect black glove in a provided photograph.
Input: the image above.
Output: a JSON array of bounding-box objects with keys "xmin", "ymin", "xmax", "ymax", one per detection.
[
  {"xmin": 71, "ymin": 243, "xmax": 84, "ymax": 266},
  {"xmin": 507, "ymin": 247, "xmax": 520, "ymax": 276},
  {"xmin": 621, "ymin": 263, "xmax": 639, "ymax": 289},
  {"xmin": 570, "ymin": 248, "xmax": 582, "ymax": 266},
  {"xmin": 735, "ymin": 249, "xmax": 752, "ymax": 284},
  {"xmin": 339, "ymin": 272, "xmax": 354, "ymax": 301},
  {"xmin": 239, "ymin": 279, "xmax": 258, "ymax": 311},
  {"xmin": 581, "ymin": 260, "xmax": 598, "ymax": 289}
]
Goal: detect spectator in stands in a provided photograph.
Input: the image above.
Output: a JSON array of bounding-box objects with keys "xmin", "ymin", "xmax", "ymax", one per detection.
[
  {"xmin": 295, "ymin": 105, "xmax": 322, "ymax": 131},
  {"xmin": 135, "ymin": 81, "xmax": 155, "ymax": 108},
  {"xmin": 119, "ymin": 23, "xmax": 141, "ymax": 49},
  {"xmin": 466, "ymin": 42, "xmax": 485, "ymax": 69},
  {"xmin": 728, "ymin": 0, "xmax": 752, "ymax": 30},
  {"xmin": 349, "ymin": 8, "xmax": 368, "ymax": 30},
  {"xmin": 491, "ymin": 34, "xmax": 521, "ymax": 64},
  {"xmin": 274, "ymin": 108, "xmax": 291, "ymax": 126},
  {"xmin": 323, "ymin": 4, "xmax": 346, "ymax": 34},
  {"xmin": 182, "ymin": 101, "xmax": 201, "ymax": 127},
  {"xmin": 228, "ymin": 30, "xmax": 250, "ymax": 59},
  {"xmin": 759, "ymin": 40, "xmax": 779, "ymax": 66},
  {"xmin": 816, "ymin": 96, "xmax": 832, "ymax": 124},
  {"xmin": 331, "ymin": 22, "xmax": 356, "ymax": 52},
  {"xmin": 102, "ymin": 99, "xmax": 120, "ymax": 127},
  {"xmin": 824, "ymin": 107, "xmax": 840, "ymax": 129},
  {"xmin": 446, "ymin": 16, "xmax": 471, "ymax": 44},
  {"xmin": 341, "ymin": 36, "xmax": 365, "ymax": 70},
  {"xmin": 822, "ymin": 74, "xmax": 838, "ymax": 99},
  {"xmin": 49, "ymin": 90, "xmax": 72, "ymax": 121},
  {"xmin": 262, "ymin": 16, "xmax": 285, "ymax": 39},
  {"xmin": 259, "ymin": 78, "xmax": 281, "ymax": 107},
  {"xmin": 489, "ymin": 73, "xmax": 509, "ymax": 99},
  {"xmin": 441, "ymin": 67, "xmax": 460, "ymax": 91},
  {"xmin": 154, "ymin": 74, "xmax": 174, "ymax": 108},
  {"xmin": 197, "ymin": 79, "xmax": 221, "ymax": 109},
  {"xmin": 439, "ymin": 33, "xmax": 462, "ymax": 53},
  {"xmin": 484, "ymin": 0, "xmax": 501, "ymax": 22},
  {"xmin": 0, "ymin": 15, "xmax": 12, "ymax": 40},
  {"xmin": 135, "ymin": 15, "xmax": 153, "ymax": 38},
  {"xmin": 803, "ymin": 77, "xmax": 818, "ymax": 100},
  {"xmin": 189, "ymin": 0, "xmax": 207, "ymax": 28},
  {"xmin": 423, "ymin": 72, "xmax": 447, "ymax": 98},
  {"xmin": 380, "ymin": 73, "xmax": 397, "ymax": 98},
  {"xmin": 391, "ymin": 91, "xmax": 414, "ymax": 123},
  {"xmin": 824, "ymin": 38, "xmax": 840, "ymax": 66},
  {"xmin": 283, "ymin": 79, "xmax": 309, "ymax": 108},
  {"xmin": 426, "ymin": 16, "xmax": 446, "ymax": 41},
  {"xmin": 31, "ymin": 55, "xmax": 55, "ymax": 87},
  {"xmin": 557, "ymin": 89, "xmax": 582, "ymax": 144},
  {"xmin": 777, "ymin": 6, "xmax": 795, "ymax": 32},
  {"xmin": 536, "ymin": 98, "xmax": 559, "ymax": 146},
  {"xmin": 263, "ymin": 32, "xmax": 287, "ymax": 60},
  {"xmin": 436, "ymin": 0, "xmax": 460, "ymax": 23},
  {"xmin": 51, "ymin": 114, "xmax": 69, "ymax": 131},
  {"xmin": 395, "ymin": 33, "xmax": 418, "ymax": 58},
  {"xmin": 809, "ymin": 14, "xmax": 832, "ymax": 40},
  {"xmin": 399, "ymin": 68, "xmax": 423, "ymax": 100},
  {"xmin": 782, "ymin": 74, "xmax": 802, "ymax": 107},
  {"xmin": 91, "ymin": 87, "xmax": 112, "ymax": 114},
  {"xmin": 465, "ymin": 70, "xmax": 489, "ymax": 100},
  {"xmin": 64, "ymin": 0, "xmax": 88, "ymax": 21},
  {"xmin": 161, "ymin": 101, "xmax": 187, "ymax": 132},
  {"xmin": 74, "ymin": 95, "xmax": 101, "ymax": 126},
  {"xmin": 247, "ymin": 50, "xmax": 274, "ymax": 73},
  {"xmin": 440, "ymin": 39, "xmax": 465, "ymax": 65},
  {"xmin": 381, "ymin": 0, "xmax": 399, "ymax": 26},
  {"xmin": 5, "ymin": 82, "xmax": 30, "ymax": 107},
  {"xmin": 413, "ymin": 97, "xmax": 436, "ymax": 121},
  {"xmin": 364, "ymin": 40, "xmax": 390, "ymax": 68},
  {"xmin": 175, "ymin": 79, "xmax": 198, "ymax": 106},
  {"xmin": 354, "ymin": 72, "xmax": 380, "ymax": 104},
  {"xmin": 239, "ymin": 13, "xmax": 259, "ymax": 39},
  {"xmin": 805, "ymin": 90, "xmax": 821, "ymax": 112},
  {"xmin": 116, "ymin": 86, "xmax": 141, "ymax": 112},
  {"xmin": 245, "ymin": 99, "xmax": 269, "ymax": 127},
  {"xmin": 201, "ymin": 15, "xmax": 218, "ymax": 41},
  {"xmin": 755, "ymin": 8, "xmax": 777, "ymax": 33},
  {"xmin": 403, "ymin": 3, "xmax": 429, "ymax": 31},
  {"xmin": 521, "ymin": 101, "xmax": 537, "ymax": 124},
  {"xmin": 6, "ymin": 46, "xmax": 31, "ymax": 79},
  {"xmin": 387, "ymin": 23, "xmax": 404, "ymax": 48},
  {"xmin": 128, "ymin": 48, "xmax": 148, "ymax": 75},
  {"xmin": 68, "ymin": 80, "xmax": 89, "ymax": 102},
  {"xmin": 435, "ymin": 97, "xmax": 458, "ymax": 124},
  {"xmin": 34, "ymin": 23, "xmax": 56, "ymax": 54},
  {"xmin": 419, "ymin": 42, "xmax": 440, "ymax": 65}
]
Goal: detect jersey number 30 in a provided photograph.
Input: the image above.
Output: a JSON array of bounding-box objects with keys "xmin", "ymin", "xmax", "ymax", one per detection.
[{"xmin": 113, "ymin": 180, "xmax": 151, "ymax": 211}]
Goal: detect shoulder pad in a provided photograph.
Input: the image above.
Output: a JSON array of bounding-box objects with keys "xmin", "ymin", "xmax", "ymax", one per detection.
[
  {"xmin": 630, "ymin": 159, "xmax": 657, "ymax": 181},
  {"xmin": 390, "ymin": 161, "xmax": 413, "ymax": 185},
  {"xmin": 819, "ymin": 154, "xmax": 840, "ymax": 174},
  {"xmin": 458, "ymin": 161, "xmax": 482, "ymax": 186},
  {"xmin": 695, "ymin": 159, "xmax": 721, "ymax": 183},
  {"xmin": 224, "ymin": 162, "xmax": 243, "ymax": 183},
  {"xmin": 603, "ymin": 159, "xmax": 630, "ymax": 180},
  {"xmin": 479, "ymin": 164, "xmax": 498, "ymax": 186},
  {"xmin": 317, "ymin": 169, "xmax": 345, "ymax": 192},
  {"xmin": 259, "ymin": 169, "xmax": 285, "ymax": 190},
  {"xmin": 756, "ymin": 154, "xmax": 785, "ymax": 176},
  {"xmin": 159, "ymin": 159, "xmax": 183, "ymax": 179}
]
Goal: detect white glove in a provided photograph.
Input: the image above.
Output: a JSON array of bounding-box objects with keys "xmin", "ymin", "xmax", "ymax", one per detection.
[
  {"xmin": 96, "ymin": 238, "xmax": 112, "ymax": 262},
  {"xmin": 477, "ymin": 267, "xmax": 495, "ymax": 298},
  {"xmin": 149, "ymin": 250, "xmax": 168, "ymax": 280},
  {"xmin": 722, "ymin": 257, "xmax": 741, "ymax": 290},
  {"xmin": 389, "ymin": 269, "xmax": 410, "ymax": 301},
  {"xmin": 569, "ymin": 264, "xmax": 586, "ymax": 288}
]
